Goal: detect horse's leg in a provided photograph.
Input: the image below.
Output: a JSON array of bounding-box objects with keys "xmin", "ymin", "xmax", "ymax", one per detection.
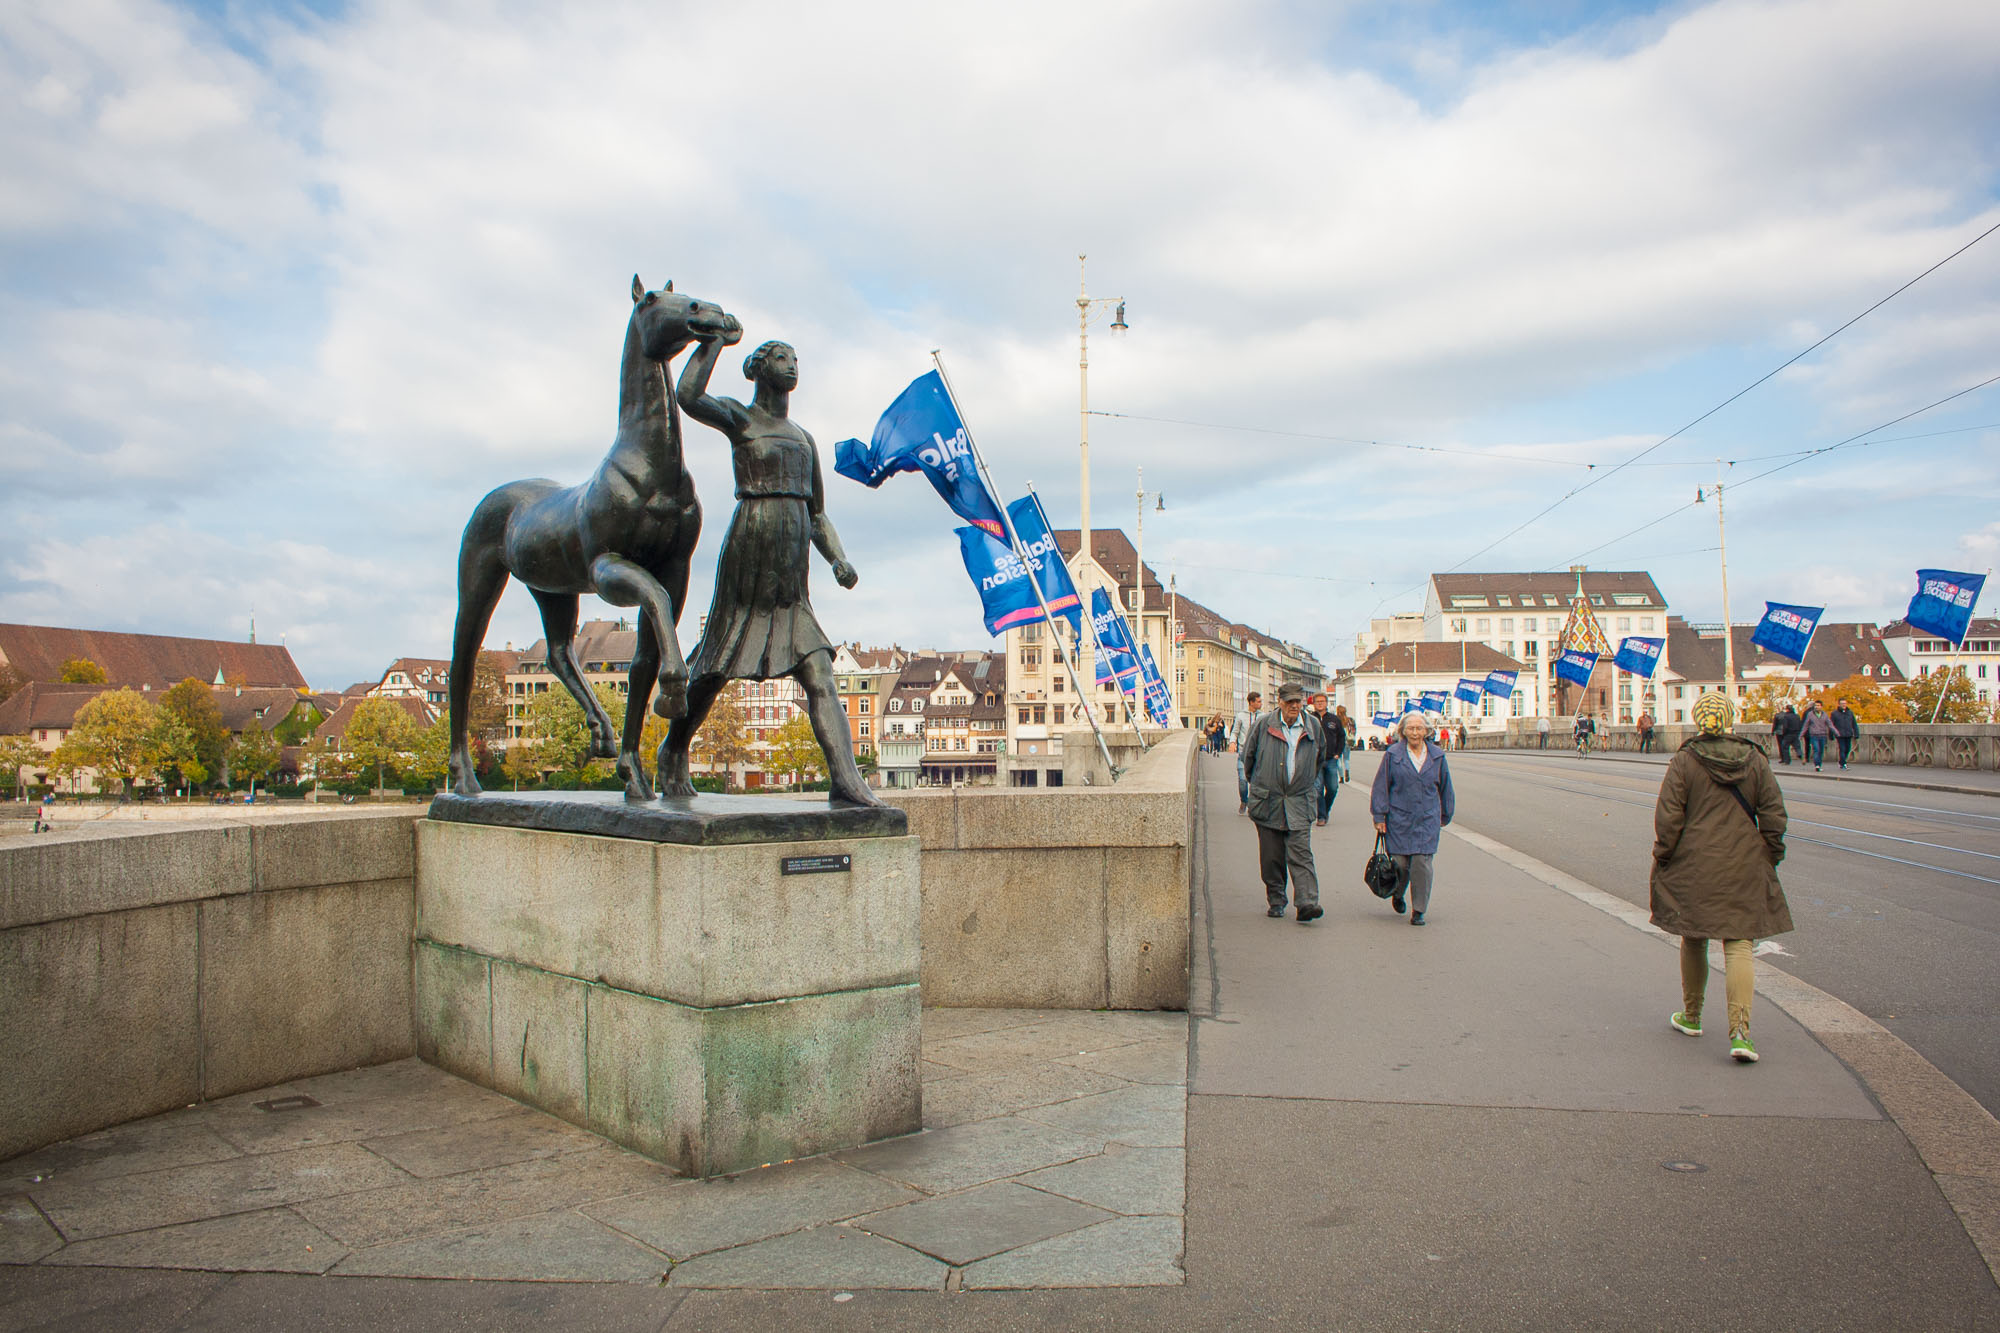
[
  {"xmin": 530, "ymin": 591, "xmax": 616, "ymax": 760},
  {"xmin": 616, "ymin": 615, "xmax": 661, "ymax": 801},
  {"xmin": 792, "ymin": 651, "xmax": 884, "ymax": 807},
  {"xmin": 447, "ymin": 505, "xmax": 515, "ymax": 797},
  {"xmin": 589, "ymin": 553, "xmax": 687, "ymax": 720},
  {"xmin": 658, "ymin": 673, "xmax": 724, "ymax": 799}
]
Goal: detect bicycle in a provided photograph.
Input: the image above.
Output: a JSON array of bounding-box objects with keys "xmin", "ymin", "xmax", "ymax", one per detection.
[{"xmin": 1574, "ymin": 729, "xmax": 1593, "ymax": 758}]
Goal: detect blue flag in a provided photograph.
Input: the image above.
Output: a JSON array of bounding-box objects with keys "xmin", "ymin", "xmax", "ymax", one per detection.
[
  {"xmin": 834, "ymin": 371, "xmax": 1006, "ymax": 537},
  {"xmin": 1613, "ymin": 636, "xmax": 1664, "ymax": 678},
  {"xmin": 1371, "ymin": 711, "xmax": 1395, "ymax": 728},
  {"xmin": 1138, "ymin": 645, "xmax": 1174, "ymax": 726},
  {"xmin": 1454, "ymin": 678, "xmax": 1484, "ymax": 704},
  {"xmin": 1554, "ymin": 649, "xmax": 1598, "ymax": 686},
  {"xmin": 1420, "ymin": 690, "xmax": 1449, "ymax": 713},
  {"xmin": 1482, "ymin": 669, "xmax": 1518, "ymax": 697},
  {"xmin": 1402, "ymin": 698, "xmax": 1424, "ymax": 714},
  {"xmin": 954, "ymin": 496, "xmax": 1085, "ymax": 636},
  {"xmin": 1907, "ymin": 569, "xmax": 1985, "ymax": 645},
  {"xmin": 1089, "ymin": 588, "xmax": 1142, "ymax": 686},
  {"xmin": 1750, "ymin": 602, "xmax": 1822, "ymax": 664}
]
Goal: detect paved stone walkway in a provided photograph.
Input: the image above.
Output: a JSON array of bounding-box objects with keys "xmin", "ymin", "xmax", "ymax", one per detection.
[{"xmin": 0, "ymin": 1009, "xmax": 1186, "ymax": 1292}]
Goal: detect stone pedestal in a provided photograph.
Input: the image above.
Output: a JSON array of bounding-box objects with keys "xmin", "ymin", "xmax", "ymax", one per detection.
[{"xmin": 415, "ymin": 792, "xmax": 920, "ymax": 1177}]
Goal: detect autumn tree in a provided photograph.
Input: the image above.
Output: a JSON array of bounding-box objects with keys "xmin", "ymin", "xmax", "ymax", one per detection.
[
  {"xmin": 229, "ymin": 726, "xmax": 281, "ymax": 796},
  {"xmin": 690, "ymin": 681, "xmax": 753, "ymax": 788},
  {"xmin": 469, "ymin": 651, "xmax": 511, "ymax": 743},
  {"xmin": 148, "ymin": 709, "xmax": 209, "ymax": 791},
  {"xmin": 1803, "ymin": 674, "xmax": 1909, "ymax": 724},
  {"xmin": 522, "ymin": 689, "xmax": 593, "ymax": 779},
  {"xmin": 344, "ymin": 698, "xmax": 419, "ymax": 793},
  {"xmin": 1893, "ymin": 668, "xmax": 1984, "ymax": 724},
  {"xmin": 0, "ymin": 661, "xmax": 26, "ymax": 706},
  {"xmin": 53, "ymin": 688, "xmax": 158, "ymax": 796},
  {"xmin": 767, "ymin": 713, "xmax": 825, "ymax": 786},
  {"xmin": 407, "ymin": 714, "xmax": 452, "ymax": 787},
  {"xmin": 158, "ymin": 678, "xmax": 227, "ymax": 785},
  {"xmin": 59, "ymin": 657, "xmax": 108, "ymax": 684},
  {"xmin": 1736, "ymin": 679, "xmax": 1798, "ymax": 725},
  {"xmin": 0, "ymin": 735, "xmax": 43, "ymax": 794}
]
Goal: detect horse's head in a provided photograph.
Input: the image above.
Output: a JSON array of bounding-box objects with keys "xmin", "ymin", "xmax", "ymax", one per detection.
[{"xmin": 630, "ymin": 275, "xmax": 741, "ymax": 361}]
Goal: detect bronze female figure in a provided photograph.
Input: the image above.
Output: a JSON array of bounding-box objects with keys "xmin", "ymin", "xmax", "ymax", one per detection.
[{"xmin": 658, "ymin": 335, "xmax": 882, "ymax": 806}]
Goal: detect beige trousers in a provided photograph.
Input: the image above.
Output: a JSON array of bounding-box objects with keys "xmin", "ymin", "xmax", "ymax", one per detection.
[{"xmin": 1680, "ymin": 937, "xmax": 1754, "ymax": 1039}]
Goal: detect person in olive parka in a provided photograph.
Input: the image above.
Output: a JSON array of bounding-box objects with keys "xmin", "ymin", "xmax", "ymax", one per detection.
[{"xmin": 1651, "ymin": 691, "xmax": 1794, "ymax": 1063}]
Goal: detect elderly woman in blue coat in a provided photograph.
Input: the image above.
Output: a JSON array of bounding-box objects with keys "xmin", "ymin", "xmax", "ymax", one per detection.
[{"xmin": 1370, "ymin": 712, "xmax": 1456, "ymax": 925}]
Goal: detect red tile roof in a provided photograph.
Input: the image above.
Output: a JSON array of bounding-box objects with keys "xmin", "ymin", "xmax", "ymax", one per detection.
[{"xmin": 0, "ymin": 623, "xmax": 308, "ymax": 690}]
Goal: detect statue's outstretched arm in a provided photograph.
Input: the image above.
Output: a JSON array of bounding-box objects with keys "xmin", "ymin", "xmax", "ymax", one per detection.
[
  {"xmin": 807, "ymin": 435, "xmax": 858, "ymax": 588},
  {"xmin": 676, "ymin": 337, "xmax": 745, "ymax": 435}
]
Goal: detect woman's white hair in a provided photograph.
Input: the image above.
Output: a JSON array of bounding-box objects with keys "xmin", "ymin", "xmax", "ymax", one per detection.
[{"xmin": 1400, "ymin": 713, "xmax": 1431, "ymax": 737}]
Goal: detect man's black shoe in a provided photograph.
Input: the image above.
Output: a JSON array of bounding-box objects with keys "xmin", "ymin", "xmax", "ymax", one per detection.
[
  {"xmin": 1297, "ymin": 905, "xmax": 1323, "ymax": 923},
  {"xmin": 1410, "ymin": 911, "xmax": 1426, "ymax": 926},
  {"xmin": 1390, "ymin": 894, "xmax": 1406, "ymax": 915},
  {"xmin": 1267, "ymin": 905, "xmax": 1285, "ymax": 918}
]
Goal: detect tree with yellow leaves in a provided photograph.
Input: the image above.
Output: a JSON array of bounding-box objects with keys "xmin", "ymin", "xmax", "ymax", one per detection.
[
  {"xmin": 767, "ymin": 713, "xmax": 825, "ymax": 787},
  {"xmin": 52, "ymin": 688, "xmax": 158, "ymax": 796}
]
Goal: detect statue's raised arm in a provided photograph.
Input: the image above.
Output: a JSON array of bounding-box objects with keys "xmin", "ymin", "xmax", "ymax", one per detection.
[{"xmin": 676, "ymin": 330, "xmax": 747, "ymax": 437}]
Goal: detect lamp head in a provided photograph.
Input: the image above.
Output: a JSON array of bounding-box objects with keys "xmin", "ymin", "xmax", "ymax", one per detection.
[
  {"xmin": 1156, "ymin": 494, "xmax": 1165, "ymax": 512},
  {"xmin": 1110, "ymin": 301, "xmax": 1128, "ymax": 332}
]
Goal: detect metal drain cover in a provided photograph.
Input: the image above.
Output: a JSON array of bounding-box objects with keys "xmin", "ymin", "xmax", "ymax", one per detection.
[
  {"xmin": 252, "ymin": 1095, "xmax": 322, "ymax": 1113},
  {"xmin": 1661, "ymin": 1160, "xmax": 1707, "ymax": 1173}
]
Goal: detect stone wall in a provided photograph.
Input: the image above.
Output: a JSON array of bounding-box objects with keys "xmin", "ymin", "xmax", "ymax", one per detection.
[
  {"xmin": 0, "ymin": 809, "xmax": 422, "ymax": 1160},
  {"xmin": 1461, "ymin": 719, "xmax": 2000, "ymax": 770},
  {"xmin": 887, "ymin": 730, "xmax": 1197, "ymax": 1011}
]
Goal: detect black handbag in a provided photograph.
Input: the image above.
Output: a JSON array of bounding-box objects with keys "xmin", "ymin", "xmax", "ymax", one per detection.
[{"xmin": 1363, "ymin": 833, "xmax": 1403, "ymax": 899}]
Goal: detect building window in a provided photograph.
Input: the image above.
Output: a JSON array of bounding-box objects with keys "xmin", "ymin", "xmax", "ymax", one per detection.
[
  {"xmin": 1523, "ymin": 641, "xmax": 1539, "ymax": 658},
  {"xmin": 1523, "ymin": 617, "xmax": 1537, "ymax": 632},
  {"xmin": 1500, "ymin": 619, "xmax": 1514, "ymax": 632},
  {"xmin": 859, "ymin": 721, "xmax": 870, "ymax": 737},
  {"xmin": 1481, "ymin": 694, "xmax": 1494, "ymax": 717},
  {"xmin": 1641, "ymin": 617, "xmax": 1655, "ymax": 631},
  {"xmin": 1450, "ymin": 618, "xmax": 1467, "ymax": 634},
  {"xmin": 1366, "ymin": 691, "xmax": 1381, "ymax": 715},
  {"xmin": 1503, "ymin": 641, "xmax": 1514, "ymax": 657},
  {"xmin": 1476, "ymin": 619, "xmax": 1491, "ymax": 633},
  {"xmin": 1396, "ymin": 692, "xmax": 1409, "ymax": 711},
  {"xmin": 1617, "ymin": 618, "xmax": 1632, "ymax": 632}
]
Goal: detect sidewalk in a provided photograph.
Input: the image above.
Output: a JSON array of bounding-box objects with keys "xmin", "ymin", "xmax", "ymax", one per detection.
[
  {"xmin": 3, "ymin": 752, "xmax": 1997, "ymax": 1329},
  {"xmin": 1483, "ymin": 741, "xmax": 2000, "ymax": 798}
]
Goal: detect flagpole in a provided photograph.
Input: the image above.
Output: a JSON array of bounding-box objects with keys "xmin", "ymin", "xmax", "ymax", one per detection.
[
  {"xmin": 930, "ymin": 351, "xmax": 1120, "ymax": 780},
  {"xmin": 1930, "ymin": 567, "xmax": 1991, "ymax": 724}
]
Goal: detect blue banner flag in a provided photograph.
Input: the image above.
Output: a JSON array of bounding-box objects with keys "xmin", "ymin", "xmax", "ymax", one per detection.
[
  {"xmin": 834, "ymin": 371, "xmax": 1006, "ymax": 537},
  {"xmin": 1613, "ymin": 636, "xmax": 1664, "ymax": 678},
  {"xmin": 1482, "ymin": 669, "xmax": 1518, "ymax": 697},
  {"xmin": 1454, "ymin": 678, "xmax": 1484, "ymax": 704},
  {"xmin": 1554, "ymin": 649, "xmax": 1598, "ymax": 686},
  {"xmin": 1420, "ymin": 690, "xmax": 1450, "ymax": 712},
  {"xmin": 1371, "ymin": 711, "xmax": 1395, "ymax": 728},
  {"xmin": 1138, "ymin": 645, "xmax": 1174, "ymax": 727},
  {"xmin": 1750, "ymin": 602, "xmax": 1822, "ymax": 664},
  {"xmin": 1089, "ymin": 588, "xmax": 1142, "ymax": 686},
  {"xmin": 953, "ymin": 495, "xmax": 1085, "ymax": 636},
  {"xmin": 1907, "ymin": 569, "xmax": 1986, "ymax": 645},
  {"xmin": 1402, "ymin": 698, "xmax": 1424, "ymax": 714}
]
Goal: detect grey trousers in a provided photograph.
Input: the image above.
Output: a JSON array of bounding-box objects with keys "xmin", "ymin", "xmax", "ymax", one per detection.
[
  {"xmin": 1391, "ymin": 853, "xmax": 1434, "ymax": 914},
  {"xmin": 1256, "ymin": 823, "xmax": 1320, "ymax": 912}
]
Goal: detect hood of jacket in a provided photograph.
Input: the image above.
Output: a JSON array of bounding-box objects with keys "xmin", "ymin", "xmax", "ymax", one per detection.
[{"xmin": 1682, "ymin": 732, "xmax": 1760, "ymax": 784}]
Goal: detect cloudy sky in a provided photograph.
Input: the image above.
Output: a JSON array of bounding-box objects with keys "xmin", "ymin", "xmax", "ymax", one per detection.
[{"xmin": 3, "ymin": 0, "xmax": 1997, "ymax": 689}]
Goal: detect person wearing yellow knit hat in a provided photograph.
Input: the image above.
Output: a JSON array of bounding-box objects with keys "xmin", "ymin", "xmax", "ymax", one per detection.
[{"xmin": 1649, "ymin": 691, "xmax": 1794, "ymax": 1062}]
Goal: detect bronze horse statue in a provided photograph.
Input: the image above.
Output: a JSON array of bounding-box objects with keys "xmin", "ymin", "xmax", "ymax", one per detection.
[{"xmin": 446, "ymin": 275, "xmax": 740, "ymax": 800}]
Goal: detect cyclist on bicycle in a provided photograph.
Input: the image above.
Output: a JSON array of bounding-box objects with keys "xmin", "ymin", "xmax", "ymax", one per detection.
[{"xmin": 1573, "ymin": 711, "xmax": 1597, "ymax": 757}]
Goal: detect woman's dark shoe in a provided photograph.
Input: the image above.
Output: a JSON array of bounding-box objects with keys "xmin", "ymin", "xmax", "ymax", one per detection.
[
  {"xmin": 1390, "ymin": 894, "xmax": 1406, "ymax": 915},
  {"xmin": 1410, "ymin": 911, "xmax": 1426, "ymax": 926},
  {"xmin": 1297, "ymin": 905, "xmax": 1324, "ymax": 923},
  {"xmin": 1267, "ymin": 905, "xmax": 1285, "ymax": 918}
]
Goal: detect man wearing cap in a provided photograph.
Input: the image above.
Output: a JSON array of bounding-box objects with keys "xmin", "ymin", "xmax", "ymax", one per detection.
[{"xmin": 1240, "ymin": 682, "xmax": 1326, "ymax": 922}]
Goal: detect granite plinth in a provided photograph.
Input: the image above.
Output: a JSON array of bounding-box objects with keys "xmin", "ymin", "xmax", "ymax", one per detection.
[{"xmin": 427, "ymin": 790, "xmax": 906, "ymax": 845}]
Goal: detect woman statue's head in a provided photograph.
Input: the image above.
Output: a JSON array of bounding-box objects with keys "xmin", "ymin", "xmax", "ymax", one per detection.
[{"xmin": 743, "ymin": 340, "xmax": 798, "ymax": 389}]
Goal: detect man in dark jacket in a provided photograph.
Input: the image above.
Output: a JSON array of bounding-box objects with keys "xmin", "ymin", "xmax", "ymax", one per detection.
[
  {"xmin": 1241, "ymin": 683, "xmax": 1325, "ymax": 923},
  {"xmin": 1771, "ymin": 704, "xmax": 1801, "ymax": 765},
  {"xmin": 1310, "ymin": 693, "xmax": 1345, "ymax": 825},
  {"xmin": 1830, "ymin": 700, "xmax": 1861, "ymax": 769},
  {"xmin": 1801, "ymin": 701, "xmax": 1834, "ymax": 771}
]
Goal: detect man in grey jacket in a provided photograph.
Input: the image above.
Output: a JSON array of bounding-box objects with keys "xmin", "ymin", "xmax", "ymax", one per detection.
[
  {"xmin": 1241, "ymin": 683, "xmax": 1325, "ymax": 923},
  {"xmin": 1230, "ymin": 690, "xmax": 1263, "ymax": 815}
]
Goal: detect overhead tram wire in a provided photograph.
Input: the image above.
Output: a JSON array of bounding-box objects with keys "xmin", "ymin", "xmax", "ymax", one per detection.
[
  {"xmin": 1439, "ymin": 215, "xmax": 2000, "ymax": 573},
  {"xmin": 1553, "ymin": 368, "xmax": 2000, "ymax": 567}
]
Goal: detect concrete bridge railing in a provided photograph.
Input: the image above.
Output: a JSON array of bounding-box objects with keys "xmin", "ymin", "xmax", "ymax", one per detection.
[
  {"xmin": 0, "ymin": 732, "xmax": 1199, "ymax": 1162},
  {"xmin": 1458, "ymin": 721, "xmax": 2000, "ymax": 771}
]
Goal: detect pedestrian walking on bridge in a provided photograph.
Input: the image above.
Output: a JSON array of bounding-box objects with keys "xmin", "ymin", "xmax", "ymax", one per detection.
[
  {"xmin": 1370, "ymin": 712, "xmax": 1454, "ymax": 926},
  {"xmin": 1242, "ymin": 683, "xmax": 1325, "ymax": 923},
  {"xmin": 1652, "ymin": 691, "xmax": 1793, "ymax": 1063},
  {"xmin": 1231, "ymin": 691, "xmax": 1263, "ymax": 816},
  {"xmin": 1310, "ymin": 693, "xmax": 1343, "ymax": 825}
]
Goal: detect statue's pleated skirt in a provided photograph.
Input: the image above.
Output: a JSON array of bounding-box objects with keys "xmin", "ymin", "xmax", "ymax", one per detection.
[{"xmin": 688, "ymin": 496, "xmax": 831, "ymax": 681}]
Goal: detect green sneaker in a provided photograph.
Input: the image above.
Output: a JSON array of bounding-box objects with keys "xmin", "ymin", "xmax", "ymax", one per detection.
[
  {"xmin": 1670, "ymin": 1012, "xmax": 1702, "ymax": 1037},
  {"xmin": 1730, "ymin": 1037, "xmax": 1759, "ymax": 1063}
]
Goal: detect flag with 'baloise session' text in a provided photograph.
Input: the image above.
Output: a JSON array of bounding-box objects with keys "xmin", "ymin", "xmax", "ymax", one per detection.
[
  {"xmin": 1482, "ymin": 669, "xmax": 1518, "ymax": 697},
  {"xmin": 1554, "ymin": 649, "xmax": 1598, "ymax": 686},
  {"xmin": 1089, "ymin": 588, "xmax": 1143, "ymax": 686},
  {"xmin": 1750, "ymin": 602, "xmax": 1822, "ymax": 664},
  {"xmin": 1906, "ymin": 569, "xmax": 1985, "ymax": 645},
  {"xmin": 1613, "ymin": 636, "xmax": 1663, "ymax": 678},
  {"xmin": 1454, "ymin": 678, "xmax": 1484, "ymax": 704},
  {"xmin": 834, "ymin": 370, "xmax": 1006, "ymax": 537}
]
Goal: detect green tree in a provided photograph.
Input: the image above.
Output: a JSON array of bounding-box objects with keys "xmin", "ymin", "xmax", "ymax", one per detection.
[
  {"xmin": 59, "ymin": 657, "xmax": 108, "ymax": 684},
  {"xmin": 523, "ymin": 689, "xmax": 593, "ymax": 780},
  {"xmin": 148, "ymin": 708, "xmax": 209, "ymax": 791},
  {"xmin": 690, "ymin": 682, "xmax": 752, "ymax": 787},
  {"xmin": 0, "ymin": 660, "xmax": 26, "ymax": 706},
  {"xmin": 53, "ymin": 688, "xmax": 157, "ymax": 796},
  {"xmin": 229, "ymin": 726, "xmax": 281, "ymax": 797},
  {"xmin": 344, "ymin": 698, "xmax": 419, "ymax": 793},
  {"xmin": 158, "ymin": 678, "xmax": 226, "ymax": 786},
  {"xmin": 500, "ymin": 740, "xmax": 542, "ymax": 789},
  {"xmin": 0, "ymin": 735, "xmax": 43, "ymax": 794},
  {"xmin": 408, "ymin": 714, "xmax": 451, "ymax": 786},
  {"xmin": 274, "ymin": 697, "xmax": 324, "ymax": 747},
  {"xmin": 470, "ymin": 651, "xmax": 511, "ymax": 743},
  {"xmin": 1893, "ymin": 668, "xmax": 1984, "ymax": 724},
  {"xmin": 767, "ymin": 713, "xmax": 825, "ymax": 786}
]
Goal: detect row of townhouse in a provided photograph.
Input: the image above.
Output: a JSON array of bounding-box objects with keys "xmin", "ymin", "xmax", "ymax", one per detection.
[{"xmin": 1334, "ymin": 568, "xmax": 1943, "ymax": 737}]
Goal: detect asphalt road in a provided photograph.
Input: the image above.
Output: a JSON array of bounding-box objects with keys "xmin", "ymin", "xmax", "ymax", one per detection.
[{"xmin": 1438, "ymin": 748, "xmax": 2000, "ymax": 1117}]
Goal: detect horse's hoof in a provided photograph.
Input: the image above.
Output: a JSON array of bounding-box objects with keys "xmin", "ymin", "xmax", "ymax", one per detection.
[
  {"xmin": 450, "ymin": 777, "xmax": 483, "ymax": 798},
  {"xmin": 652, "ymin": 684, "xmax": 687, "ymax": 719},
  {"xmin": 659, "ymin": 779, "xmax": 696, "ymax": 800},
  {"xmin": 618, "ymin": 755, "xmax": 653, "ymax": 802},
  {"xmin": 590, "ymin": 733, "xmax": 617, "ymax": 760}
]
